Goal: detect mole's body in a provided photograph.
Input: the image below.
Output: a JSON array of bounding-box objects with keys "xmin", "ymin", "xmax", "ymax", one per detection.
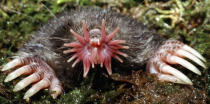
[
  {"xmin": 24, "ymin": 7, "xmax": 164, "ymax": 69},
  {"xmin": 1, "ymin": 7, "xmax": 206, "ymax": 99}
]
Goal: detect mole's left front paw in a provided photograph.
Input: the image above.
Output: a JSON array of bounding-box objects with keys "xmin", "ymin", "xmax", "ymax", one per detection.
[
  {"xmin": 147, "ymin": 39, "xmax": 206, "ymax": 85},
  {"xmin": 1, "ymin": 57, "xmax": 62, "ymax": 99}
]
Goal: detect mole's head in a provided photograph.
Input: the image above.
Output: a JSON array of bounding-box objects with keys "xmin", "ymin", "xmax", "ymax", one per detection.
[{"xmin": 63, "ymin": 19, "xmax": 129, "ymax": 77}]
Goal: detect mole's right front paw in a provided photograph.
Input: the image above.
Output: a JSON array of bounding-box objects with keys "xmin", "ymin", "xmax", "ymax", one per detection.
[
  {"xmin": 1, "ymin": 57, "xmax": 62, "ymax": 100},
  {"xmin": 146, "ymin": 40, "xmax": 206, "ymax": 85}
]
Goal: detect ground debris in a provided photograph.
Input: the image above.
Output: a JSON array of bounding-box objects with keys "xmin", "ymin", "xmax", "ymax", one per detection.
[{"xmin": 111, "ymin": 70, "xmax": 207, "ymax": 104}]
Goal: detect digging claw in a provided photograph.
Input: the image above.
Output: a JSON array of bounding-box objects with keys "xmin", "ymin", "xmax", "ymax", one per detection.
[
  {"xmin": 1, "ymin": 57, "xmax": 62, "ymax": 99},
  {"xmin": 1, "ymin": 58, "xmax": 22, "ymax": 71},
  {"xmin": 147, "ymin": 39, "xmax": 206, "ymax": 85},
  {"xmin": 23, "ymin": 78, "xmax": 50, "ymax": 99}
]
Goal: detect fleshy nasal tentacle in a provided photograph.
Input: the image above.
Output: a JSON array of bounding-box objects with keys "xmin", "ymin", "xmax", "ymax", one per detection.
[
  {"xmin": 72, "ymin": 58, "xmax": 80, "ymax": 67},
  {"xmin": 64, "ymin": 20, "xmax": 91, "ymax": 77},
  {"xmin": 64, "ymin": 19, "xmax": 129, "ymax": 77},
  {"xmin": 63, "ymin": 42, "xmax": 82, "ymax": 48},
  {"xmin": 104, "ymin": 57, "xmax": 112, "ymax": 75},
  {"xmin": 82, "ymin": 20, "xmax": 90, "ymax": 42},
  {"xmin": 115, "ymin": 51, "xmax": 128, "ymax": 57},
  {"xmin": 63, "ymin": 48, "xmax": 78, "ymax": 54},
  {"xmin": 108, "ymin": 40, "xmax": 129, "ymax": 50},
  {"xmin": 67, "ymin": 54, "xmax": 78, "ymax": 63},
  {"xmin": 116, "ymin": 45, "xmax": 130, "ymax": 49},
  {"xmin": 70, "ymin": 29, "xmax": 86, "ymax": 44},
  {"xmin": 108, "ymin": 40, "xmax": 126, "ymax": 45},
  {"xmin": 100, "ymin": 19, "xmax": 106, "ymax": 43},
  {"xmin": 106, "ymin": 27, "xmax": 120, "ymax": 42},
  {"xmin": 83, "ymin": 57, "xmax": 91, "ymax": 77},
  {"xmin": 99, "ymin": 19, "xmax": 129, "ymax": 74},
  {"xmin": 113, "ymin": 55, "xmax": 123, "ymax": 63}
]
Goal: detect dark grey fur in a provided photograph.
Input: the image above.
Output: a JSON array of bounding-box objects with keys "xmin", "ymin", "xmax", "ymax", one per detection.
[{"xmin": 17, "ymin": 7, "xmax": 166, "ymax": 84}]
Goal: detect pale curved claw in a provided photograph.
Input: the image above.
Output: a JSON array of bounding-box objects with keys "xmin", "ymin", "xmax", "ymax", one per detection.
[
  {"xmin": 1, "ymin": 58, "xmax": 22, "ymax": 71},
  {"xmin": 147, "ymin": 39, "xmax": 206, "ymax": 85},
  {"xmin": 1, "ymin": 57, "xmax": 62, "ymax": 99},
  {"xmin": 50, "ymin": 78, "xmax": 63, "ymax": 99},
  {"xmin": 4, "ymin": 63, "xmax": 37, "ymax": 82},
  {"xmin": 13, "ymin": 72, "xmax": 43, "ymax": 92},
  {"xmin": 23, "ymin": 78, "xmax": 50, "ymax": 99},
  {"xmin": 175, "ymin": 49, "xmax": 206, "ymax": 69},
  {"xmin": 157, "ymin": 74, "xmax": 187, "ymax": 84},
  {"xmin": 147, "ymin": 61, "xmax": 190, "ymax": 84},
  {"xmin": 166, "ymin": 54, "xmax": 201, "ymax": 75},
  {"xmin": 182, "ymin": 45, "xmax": 206, "ymax": 62}
]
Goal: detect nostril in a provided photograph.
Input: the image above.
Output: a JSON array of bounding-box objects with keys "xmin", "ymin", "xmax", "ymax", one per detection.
[
  {"xmin": 89, "ymin": 29, "xmax": 101, "ymax": 37},
  {"xmin": 90, "ymin": 38, "xmax": 101, "ymax": 47}
]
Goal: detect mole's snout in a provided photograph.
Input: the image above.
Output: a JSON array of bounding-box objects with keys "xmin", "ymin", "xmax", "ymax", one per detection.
[
  {"xmin": 63, "ymin": 19, "xmax": 129, "ymax": 77},
  {"xmin": 89, "ymin": 29, "xmax": 102, "ymax": 47}
]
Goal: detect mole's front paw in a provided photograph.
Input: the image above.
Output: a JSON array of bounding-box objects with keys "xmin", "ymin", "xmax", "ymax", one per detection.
[
  {"xmin": 1, "ymin": 57, "xmax": 62, "ymax": 99},
  {"xmin": 147, "ymin": 39, "xmax": 206, "ymax": 85}
]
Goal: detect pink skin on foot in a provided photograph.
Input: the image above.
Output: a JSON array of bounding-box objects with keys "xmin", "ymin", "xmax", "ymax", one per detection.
[
  {"xmin": 147, "ymin": 40, "xmax": 206, "ymax": 85},
  {"xmin": 63, "ymin": 19, "xmax": 129, "ymax": 77},
  {"xmin": 1, "ymin": 57, "xmax": 62, "ymax": 99}
]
